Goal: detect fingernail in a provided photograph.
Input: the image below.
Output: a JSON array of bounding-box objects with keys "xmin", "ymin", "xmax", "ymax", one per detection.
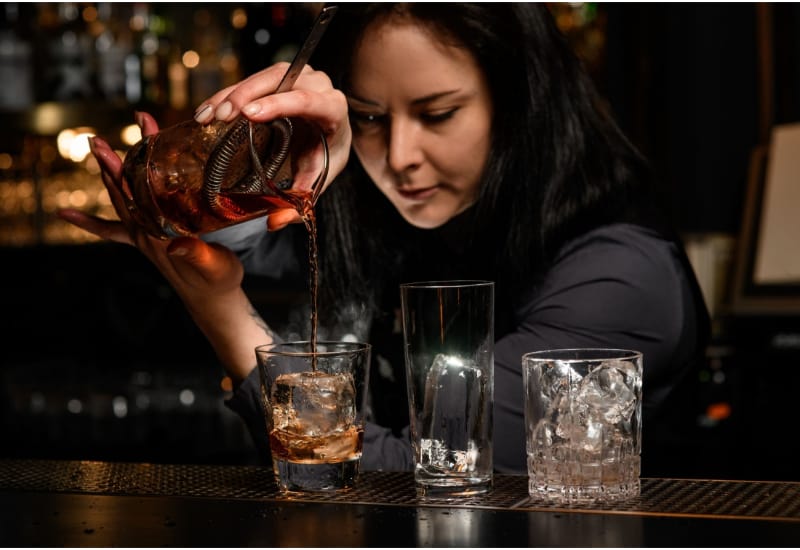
[
  {"xmin": 242, "ymin": 103, "xmax": 261, "ymax": 117},
  {"xmin": 134, "ymin": 111, "xmax": 145, "ymax": 128},
  {"xmin": 194, "ymin": 104, "xmax": 213, "ymax": 123},
  {"xmin": 87, "ymin": 136, "xmax": 96, "ymax": 155},
  {"xmin": 215, "ymin": 101, "xmax": 233, "ymax": 121},
  {"xmin": 169, "ymin": 247, "xmax": 187, "ymax": 257}
]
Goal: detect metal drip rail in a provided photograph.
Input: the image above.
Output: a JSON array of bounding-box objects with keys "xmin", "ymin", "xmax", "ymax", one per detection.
[{"xmin": 1, "ymin": 459, "xmax": 799, "ymax": 522}]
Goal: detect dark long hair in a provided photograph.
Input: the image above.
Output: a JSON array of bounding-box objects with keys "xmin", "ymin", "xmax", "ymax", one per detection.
[{"xmin": 309, "ymin": 3, "xmax": 663, "ymax": 331}]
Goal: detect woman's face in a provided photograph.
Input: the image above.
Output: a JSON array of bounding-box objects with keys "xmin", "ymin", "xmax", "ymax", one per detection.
[{"xmin": 347, "ymin": 19, "xmax": 493, "ymax": 229}]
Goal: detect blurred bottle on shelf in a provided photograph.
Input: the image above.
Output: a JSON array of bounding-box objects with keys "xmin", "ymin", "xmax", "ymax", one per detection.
[
  {"xmin": 238, "ymin": 3, "xmax": 315, "ymax": 76},
  {"xmin": 2, "ymin": 3, "xmax": 317, "ymax": 110},
  {"xmin": 0, "ymin": 3, "xmax": 35, "ymax": 110},
  {"xmin": 94, "ymin": 3, "xmax": 135, "ymax": 105},
  {"xmin": 189, "ymin": 7, "xmax": 224, "ymax": 109},
  {"xmin": 127, "ymin": 3, "xmax": 171, "ymax": 107},
  {"xmin": 35, "ymin": 3, "xmax": 97, "ymax": 102}
]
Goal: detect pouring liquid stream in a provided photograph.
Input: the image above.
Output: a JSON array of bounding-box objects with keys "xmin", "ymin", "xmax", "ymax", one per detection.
[
  {"xmin": 255, "ymin": 5, "xmax": 337, "ymax": 370},
  {"xmin": 300, "ymin": 200, "xmax": 319, "ymax": 371}
]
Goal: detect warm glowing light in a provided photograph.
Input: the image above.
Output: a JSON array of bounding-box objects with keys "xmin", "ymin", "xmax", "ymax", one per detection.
[
  {"xmin": 97, "ymin": 188, "xmax": 111, "ymax": 206},
  {"xmin": 85, "ymin": 155, "xmax": 101, "ymax": 175},
  {"xmin": 706, "ymin": 402, "xmax": 732, "ymax": 421},
  {"xmin": 57, "ymin": 127, "xmax": 96, "ymax": 162},
  {"xmin": 120, "ymin": 124, "xmax": 142, "ymax": 146},
  {"xmin": 82, "ymin": 5, "xmax": 98, "ymax": 23},
  {"xmin": 231, "ymin": 8, "xmax": 247, "ymax": 29},
  {"xmin": 71, "ymin": 135, "xmax": 94, "ymax": 162},
  {"xmin": 169, "ymin": 62, "xmax": 188, "ymax": 82},
  {"xmin": 220, "ymin": 53, "xmax": 239, "ymax": 73},
  {"xmin": 57, "ymin": 129, "xmax": 75, "ymax": 158},
  {"xmin": 169, "ymin": 61, "xmax": 189, "ymax": 110},
  {"xmin": 69, "ymin": 189, "xmax": 89, "ymax": 208},
  {"xmin": 21, "ymin": 196, "xmax": 36, "ymax": 214},
  {"xmin": 130, "ymin": 14, "xmax": 146, "ymax": 32},
  {"xmin": 16, "ymin": 180, "xmax": 33, "ymax": 198},
  {"xmin": 33, "ymin": 103, "xmax": 63, "ymax": 134},
  {"xmin": 0, "ymin": 153, "xmax": 12, "ymax": 170},
  {"xmin": 56, "ymin": 190, "xmax": 70, "ymax": 208},
  {"xmin": 220, "ymin": 376, "xmax": 234, "ymax": 392},
  {"xmin": 182, "ymin": 50, "xmax": 200, "ymax": 69}
]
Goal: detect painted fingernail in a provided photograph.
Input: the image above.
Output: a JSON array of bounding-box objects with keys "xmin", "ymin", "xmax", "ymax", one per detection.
[
  {"xmin": 242, "ymin": 103, "xmax": 261, "ymax": 117},
  {"xmin": 194, "ymin": 104, "xmax": 213, "ymax": 123},
  {"xmin": 87, "ymin": 136, "xmax": 96, "ymax": 155},
  {"xmin": 215, "ymin": 101, "xmax": 233, "ymax": 121},
  {"xmin": 134, "ymin": 111, "xmax": 146, "ymax": 128}
]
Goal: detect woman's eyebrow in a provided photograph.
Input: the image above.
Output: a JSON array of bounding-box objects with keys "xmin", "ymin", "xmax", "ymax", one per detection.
[
  {"xmin": 347, "ymin": 89, "xmax": 463, "ymax": 107},
  {"xmin": 346, "ymin": 93, "xmax": 379, "ymax": 107},
  {"xmin": 409, "ymin": 90, "xmax": 461, "ymax": 105}
]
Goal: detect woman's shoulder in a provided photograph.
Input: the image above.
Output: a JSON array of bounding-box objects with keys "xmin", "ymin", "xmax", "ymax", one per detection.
[
  {"xmin": 553, "ymin": 223, "xmax": 681, "ymax": 276},
  {"xmin": 510, "ymin": 222, "xmax": 699, "ymax": 364},
  {"xmin": 530, "ymin": 222, "xmax": 691, "ymax": 317},
  {"xmin": 559, "ymin": 222, "xmax": 673, "ymax": 251}
]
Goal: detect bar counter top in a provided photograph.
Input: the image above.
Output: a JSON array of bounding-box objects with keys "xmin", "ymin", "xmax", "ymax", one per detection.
[{"xmin": 1, "ymin": 458, "xmax": 799, "ymax": 547}]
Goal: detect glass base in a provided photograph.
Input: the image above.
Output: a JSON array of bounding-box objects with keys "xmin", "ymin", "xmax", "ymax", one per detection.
[
  {"xmin": 528, "ymin": 478, "xmax": 641, "ymax": 505},
  {"xmin": 527, "ymin": 454, "xmax": 641, "ymax": 505},
  {"xmin": 415, "ymin": 476, "xmax": 492, "ymax": 499},
  {"xmin": 274, "ymin": 458, "xmax": 359, "ymax": 493}
]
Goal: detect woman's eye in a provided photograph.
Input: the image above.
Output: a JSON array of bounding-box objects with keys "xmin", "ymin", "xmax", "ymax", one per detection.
[
  {"xmin": 350, "ymin": 111, "xmax": 385, "ymax": 129},
  {"xmin": 421, "ymin": 108, "xmax": 458, "ymax": 124}
]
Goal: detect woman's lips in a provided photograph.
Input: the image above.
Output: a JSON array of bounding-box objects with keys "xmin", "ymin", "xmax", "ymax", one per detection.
[{"xmin": 396, "ymin": 185, "xmax": 438, "ymax": 201}]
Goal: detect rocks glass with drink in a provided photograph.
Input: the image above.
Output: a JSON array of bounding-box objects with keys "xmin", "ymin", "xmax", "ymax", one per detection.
[{"xmin": 255, "ymin": 341, "xmax": 371, "ymax": 493}]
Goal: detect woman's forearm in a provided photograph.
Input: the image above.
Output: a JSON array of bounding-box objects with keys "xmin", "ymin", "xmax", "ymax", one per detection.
[{"xmin": 183, "ymin": 286, "xmax": 277, "ymax": 382}]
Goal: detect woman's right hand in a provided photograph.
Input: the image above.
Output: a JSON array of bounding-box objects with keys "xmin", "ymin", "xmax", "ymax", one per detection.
[
  {"xmin": 193, "ymin": 63, "xmax": 351, "ymax": 230},
  {"xmin": 58, "ymin": 115, "xmax": 246, "ymax": 304},
  {"xmin": 58, "ymin": 115, "xmax": 273, "ymax": 381}
]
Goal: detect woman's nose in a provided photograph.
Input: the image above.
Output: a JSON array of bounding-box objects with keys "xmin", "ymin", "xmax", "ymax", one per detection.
[{"xmin": 387, "ymin": 118, "xmax": 423, "ymax": 174}]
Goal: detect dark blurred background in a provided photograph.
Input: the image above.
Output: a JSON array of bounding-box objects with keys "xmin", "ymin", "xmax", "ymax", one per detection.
[{"xmin": 1, "ymin": 3, "xmax": 799, "ymax": 479}]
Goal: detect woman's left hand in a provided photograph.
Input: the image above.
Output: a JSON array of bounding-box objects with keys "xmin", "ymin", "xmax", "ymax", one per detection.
[{"xmin": 193, "ymin": 63, "xmax": 352, "ymax": 230}]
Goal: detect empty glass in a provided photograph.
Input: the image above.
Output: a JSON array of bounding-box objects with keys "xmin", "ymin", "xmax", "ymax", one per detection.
[{"xmin": 400, "ymin": 280, "xmax": 495, "ymax": 498}]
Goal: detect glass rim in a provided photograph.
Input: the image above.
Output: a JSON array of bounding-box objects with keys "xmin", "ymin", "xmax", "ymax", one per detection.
[
  {"xmin": 522, "ymin": 348, "xmax": 642, "ymax": 363},
  {"xmin": 399, "ymin": 279, "xmax": 494, "ymax": 289},
  {"xmin": 255, "ymin": 340, "xmax": 371, "ymax": 358}
]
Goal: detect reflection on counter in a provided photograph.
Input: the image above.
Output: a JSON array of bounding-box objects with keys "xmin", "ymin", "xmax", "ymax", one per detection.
[{"xmin": 1, "ymin": 358, "xmax": 256, "ymax": 465}]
